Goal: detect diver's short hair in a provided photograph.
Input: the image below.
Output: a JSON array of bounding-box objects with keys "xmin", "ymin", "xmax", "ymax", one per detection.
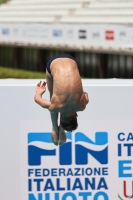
[{"xmin": 60, "ymin": 114, "xmax": 78, "ymax": 132}]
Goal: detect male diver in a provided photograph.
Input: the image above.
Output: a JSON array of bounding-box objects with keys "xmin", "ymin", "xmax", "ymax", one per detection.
[{"xmin": 34, "ymin": 54, "xmax": 89, "ymax": 146}]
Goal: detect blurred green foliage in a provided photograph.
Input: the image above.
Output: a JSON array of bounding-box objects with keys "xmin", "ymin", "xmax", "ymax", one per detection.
[
  {"xmin": 0, "ymin": 0, "xmax": 9, "ymax": 4},
  {"xmin": 0, "ymin": 67, "xmax": 46, "ymax": 79}
]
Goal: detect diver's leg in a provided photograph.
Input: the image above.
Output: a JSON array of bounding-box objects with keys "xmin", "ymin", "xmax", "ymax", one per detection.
[
  {"xmin": 58, "ymin": 126, "xmax": 67, "ymax": 146},
  {"xmin": 46, "ymin": 69, "xmax": 59, "ymax": 145}
]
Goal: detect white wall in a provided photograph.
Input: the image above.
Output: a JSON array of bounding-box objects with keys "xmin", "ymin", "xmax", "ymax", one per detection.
[{"xmin": 0, "ymin": 79, "xmax": 133, "ymax": 200}]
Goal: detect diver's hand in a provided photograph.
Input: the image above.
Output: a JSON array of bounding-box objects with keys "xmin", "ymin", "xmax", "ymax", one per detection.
[{"xmin": 36, "ymin": 81, "xmax": 46, "ymax": 96}]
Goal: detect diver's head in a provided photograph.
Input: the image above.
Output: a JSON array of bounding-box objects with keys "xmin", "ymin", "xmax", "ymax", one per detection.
[{"xmin": 60, "ymin": 112, "xmax": 78, "ymax": 132}]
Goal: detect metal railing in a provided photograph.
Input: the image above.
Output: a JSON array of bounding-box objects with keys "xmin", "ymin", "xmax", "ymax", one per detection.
[{"xmin": 0, "ymin": 45, "xmax": 133, "ymax": 79}]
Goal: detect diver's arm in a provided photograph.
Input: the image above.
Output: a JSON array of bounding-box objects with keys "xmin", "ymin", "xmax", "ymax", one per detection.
[
  {"xmin": 34, "ymin": 81, "xmax": 51, "ymax": 109},
  {"xmin": 34, "ymin": 94, "xmax": 51, "ymax": 109},
  {"xmin": 84, "ymin": 92, "xmax": 89, "ymax": 104}
]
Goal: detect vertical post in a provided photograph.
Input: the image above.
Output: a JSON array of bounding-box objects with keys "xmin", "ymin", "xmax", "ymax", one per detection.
[
  {"xmin": 117, "ymin": 54, "xmax": 120, "ymax": 78},
  {"xmin": 132, "ymin": 55, "xmax": 133, "ymax": 78},
  {"xmin": 13, "ymin": 46, "xmax": 21, "ymax": 69},
  {"xmin": 123, "ymin": 55, "xmax": 127, "ymax": 79},
  {"xmin": 98, "ymin": 53, "xmax": 107, "ymax": 78},
  {"xmin": 37, "ymin": 49, "xmax": 47, "ymax": 72}
]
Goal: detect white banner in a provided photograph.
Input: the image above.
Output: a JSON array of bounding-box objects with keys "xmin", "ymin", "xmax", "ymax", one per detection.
[
  {"xmin": 0, "ymin": 23, "xmax": 133, "ymax": 48},
  {"xmin": 20, "ymin": 119, "xmax": 133, "ymax": 200}
]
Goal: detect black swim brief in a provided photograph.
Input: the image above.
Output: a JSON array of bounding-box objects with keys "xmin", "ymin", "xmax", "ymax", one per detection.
[{"xmin": 46, "ymin": 54, "xmax": 77, "ymax": 74}]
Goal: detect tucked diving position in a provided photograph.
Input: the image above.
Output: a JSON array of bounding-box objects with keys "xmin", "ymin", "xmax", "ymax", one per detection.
[{"xmin": 34, "ymin": 54, "xmax": 89, "ymax": 146}]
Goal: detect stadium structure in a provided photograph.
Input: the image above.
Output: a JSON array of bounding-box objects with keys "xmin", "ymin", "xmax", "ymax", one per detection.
[{"xmin": 0, "ymin": 0, "xmax": 133, "ymax": 78}]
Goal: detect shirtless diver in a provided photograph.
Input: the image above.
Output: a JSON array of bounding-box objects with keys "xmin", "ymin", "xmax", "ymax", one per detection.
[{"xmin": 34, "ymin": 54, "xmax": 89, "ymax": 146}]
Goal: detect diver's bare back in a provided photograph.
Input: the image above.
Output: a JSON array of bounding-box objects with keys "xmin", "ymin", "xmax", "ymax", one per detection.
[{"xmin": 49, "ymin": 58, "xmax": 85, "ymax": 112}]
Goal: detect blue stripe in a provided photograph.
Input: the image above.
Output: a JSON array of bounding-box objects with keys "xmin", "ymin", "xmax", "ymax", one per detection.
[
  {"xmin": 75, "ymin": 132, "xmax": 108, "ymax": 145},
  {"xmin": 66, "ymin": 132, "xmax": 72, "ymax": 140},
  {"xmin": 28, "ymin": 133, "xmax": 52, "ymax": 143}
]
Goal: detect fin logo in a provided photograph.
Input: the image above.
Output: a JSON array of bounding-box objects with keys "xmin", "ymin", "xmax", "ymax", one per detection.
[{"xmin": 28, "ymin": 132, "xmax": 108, "ymax": 166}]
